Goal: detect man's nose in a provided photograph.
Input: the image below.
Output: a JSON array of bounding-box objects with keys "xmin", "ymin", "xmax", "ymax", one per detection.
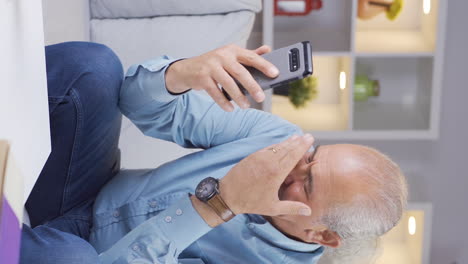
[
  {"xmin": 283, "ymin": 174, "xmax": 295, "ymax": 186},
  {"xmin": 285, "ymin": 171, "xmax": 306, "ymax": 184}
]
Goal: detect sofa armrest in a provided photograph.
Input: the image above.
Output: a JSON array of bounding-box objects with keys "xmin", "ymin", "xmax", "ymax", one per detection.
[{"xmin": 90, "ymin": 0, "xmax": 262, "ymax": 19}]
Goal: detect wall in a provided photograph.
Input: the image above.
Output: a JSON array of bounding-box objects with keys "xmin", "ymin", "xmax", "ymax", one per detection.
[{"xmin": 41, "ymin": 0, "xmax": 468, "ymax": 263}]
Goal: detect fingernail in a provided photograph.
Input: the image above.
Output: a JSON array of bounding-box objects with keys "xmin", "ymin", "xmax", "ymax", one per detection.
[
  {"xmin": 291, "ymin": 134, "xmax": 299, "ymax": 140},
  {"xmin": 254, "ymin": 91, "xmax": 265, "ymax": 102},
  {"xmin": 299, "ymin": 208, "xmax": 311, "ymax": 216},
  {"xmin": 269, "ymin": 67, "xmax": 279, "ymax": 76},
  {"xmin": 242, "ymin": 101, "xmax": 250, "ymax": 109},
  {"xmin": 304, "ymin": 134, "xmax": 314, "ymax": 141}
]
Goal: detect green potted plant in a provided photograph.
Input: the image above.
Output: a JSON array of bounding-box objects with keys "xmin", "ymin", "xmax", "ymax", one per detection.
[{"xmin": 273, "ymin": 76, "xmax": 318, "ymax": 108}]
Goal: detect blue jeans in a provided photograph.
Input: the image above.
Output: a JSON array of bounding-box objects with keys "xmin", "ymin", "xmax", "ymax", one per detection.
[{"xmin": 20, "ymin": 42, "xmax": 124, "ymax": 264}]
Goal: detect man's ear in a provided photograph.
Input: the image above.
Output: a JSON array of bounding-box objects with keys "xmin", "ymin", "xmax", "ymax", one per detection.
[{"xmin": 305, "ymin": 228, "xmax": 342, "ymax": 248}]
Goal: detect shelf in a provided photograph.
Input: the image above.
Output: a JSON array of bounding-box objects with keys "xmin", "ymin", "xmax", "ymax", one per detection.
[
  {"xmin": 355, "ymin": 0, "xmax": 441, "ymax": 54},
  {"xmin": 354, "ymin": 101, "xmax": 430, "ymax": 130},
  {"xmin": 274, "ymin": 30, "xmax": 350, "ymax": 53},
  {"xmin": 272, "ymin": 98, "xmax": 348, "ymax": 131},
  {"xmin": 356, "ymin": 51, "xmax": 434, "ymax": 58},
  {"xmin": 248, "ymin": 0, "xmax": 446, "ymax": 139},
  {"xmin": 273, "ymin": 0, "xmax": 353, "ymax": 52},
  {"xmin": 353, "ymin": 57, "xmax": 433, "ymax": 131},
  {"xmin": 356, "ymin": 30, "xmax": 434, "ymax": 54},
  {"xmin": 309, "ymin": 130, "xmax": 437, "ymax": 141},
  {"xmin": 374, "ymin": 203, "xmax": 432, "ymax": 264},
  {"xmin": 271, "ymin": 56, "xmax": 352, "ymax": 131}
]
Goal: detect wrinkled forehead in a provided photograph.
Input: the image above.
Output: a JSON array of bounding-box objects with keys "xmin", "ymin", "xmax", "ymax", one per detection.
[
  {"xmin": 311, "ymin": 144, "xmax": 376, "ymax": 203},
  {"xmin": 316, "ymin": 144, "xmax": 375, "ymax": 170}
]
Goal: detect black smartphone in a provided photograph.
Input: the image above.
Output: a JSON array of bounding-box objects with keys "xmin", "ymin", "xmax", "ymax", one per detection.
[{"xmin": 222, "ymin": 41, "xmax": 313, "ymax": 100}]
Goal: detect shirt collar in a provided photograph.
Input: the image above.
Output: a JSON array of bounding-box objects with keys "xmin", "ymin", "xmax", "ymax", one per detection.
[{"xmin": 246, "ymin": 214, "xmax": 323, "ymax": 253}]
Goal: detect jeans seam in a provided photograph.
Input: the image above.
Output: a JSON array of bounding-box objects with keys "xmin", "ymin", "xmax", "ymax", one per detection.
[
  {"xmin": 61, "ymin": 87, "xmax": 83, "ymax": 215},
  {"xmin": 48, "ymin": 96, "xmax": 64, "ymax": 103}
]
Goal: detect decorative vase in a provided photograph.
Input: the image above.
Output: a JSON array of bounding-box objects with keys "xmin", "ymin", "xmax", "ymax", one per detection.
[
  {"xmin": 357, "ymin": 0, "xmax": 403, "ymax": 21},
  {"xmin": 274, "ymin": 0, "xmax": 323, "ymax": 16},
  {"xmin": 354, "ymin": 75, "xmax": 380, "ymax": 101}
]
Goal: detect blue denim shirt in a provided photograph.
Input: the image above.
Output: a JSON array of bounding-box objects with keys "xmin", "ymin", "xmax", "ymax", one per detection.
[{"xmin": 88, "ymin": 56, "xmax": 324, "ymax": 263}]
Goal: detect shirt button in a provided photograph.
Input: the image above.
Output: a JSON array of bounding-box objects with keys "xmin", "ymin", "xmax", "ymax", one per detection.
[
  {"xmin": 132, "ymin": 245, "xmax": 140, "ymax": 251},
  {"xmin": 248, "ymin": 223, "xmax": 255, "ymax": 229},
  {"xmin": 164, "ymin": 216, "xmax": 172, "ymax": 223},
  {"xmin": 113, "ymin": 210, "xmax": 120, "ymax": 218},
  {"xmin": 176, "ymin": 209, "xmax": 183, "ymax": 216},
  {"xmin": 148, "ymin": 200, "xmax": 157, "ymax": 208}
]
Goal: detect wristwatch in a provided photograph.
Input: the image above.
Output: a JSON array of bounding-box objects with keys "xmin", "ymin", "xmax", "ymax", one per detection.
[{"xmin": 195, "ymin": 177, "xmax": 235, "ymax": 222}]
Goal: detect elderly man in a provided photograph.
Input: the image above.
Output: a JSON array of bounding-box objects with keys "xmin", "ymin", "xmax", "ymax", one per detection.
[{"xmin": 21, "ymin": 42, "xmax": 407, "ymax": 264}]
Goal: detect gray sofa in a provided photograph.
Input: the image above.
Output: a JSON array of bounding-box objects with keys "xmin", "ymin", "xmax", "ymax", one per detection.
[{"xmin": 88, "ymin": 0, "xmax": 262, "ymax": 169}]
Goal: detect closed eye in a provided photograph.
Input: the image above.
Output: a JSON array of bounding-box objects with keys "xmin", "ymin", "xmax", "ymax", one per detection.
[
  {"xmin": 304, "ymin": 145, "xmax": 320, "ymax": 198},
  {"xmin": 306, "ymin": 145, "xmax": 320, "ymax": 163},
  {"xmin": 304, "ymin": 168, "xmax": 313, "ymax": 199}
]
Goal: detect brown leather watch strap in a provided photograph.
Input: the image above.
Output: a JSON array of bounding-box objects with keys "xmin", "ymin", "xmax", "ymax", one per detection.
[{"xmin": 206, "ymin": 194, "xmax": 236, "ymax": 222}]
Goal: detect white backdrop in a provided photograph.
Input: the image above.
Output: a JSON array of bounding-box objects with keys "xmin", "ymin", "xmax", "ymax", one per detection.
[{"xmin": 0, "ymin": 0, "xmax": 50, "ymax": 213}]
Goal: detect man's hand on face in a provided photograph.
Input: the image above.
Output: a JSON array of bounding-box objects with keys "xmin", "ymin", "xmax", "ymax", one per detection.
[
  {"xmin": 165, "ymin": 44, "xmax": 279, "ymax": 111},
  {"xmin": 221, "ymin": 134, "xmax": 314, "ymax": 217},
  {"xmin": 191, "ymin": 134, "xmax": 314, "ymax": 228}
]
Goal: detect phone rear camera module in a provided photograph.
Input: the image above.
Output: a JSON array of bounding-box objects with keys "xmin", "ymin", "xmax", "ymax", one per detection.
[{"xmin": 289, "ymin": 48, "xmax": 300, "ymax": 72}]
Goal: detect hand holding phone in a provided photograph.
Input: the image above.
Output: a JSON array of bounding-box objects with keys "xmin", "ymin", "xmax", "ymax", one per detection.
[
  {"xmin": 222, "ymin": 41, "xmax": 313, "ymax": 101},
  {"xmin": 165, "ymin": 43, "xmax": 312, "ymax": 111},
  {"xmin": 165, "ymin": 44, "xmax": 280, "ymax": 111}
]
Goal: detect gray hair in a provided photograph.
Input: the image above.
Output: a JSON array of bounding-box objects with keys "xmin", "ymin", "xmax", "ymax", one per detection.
[{"xmin": 318, "ymin": 145, "xmax": 408, "ymax": 264}]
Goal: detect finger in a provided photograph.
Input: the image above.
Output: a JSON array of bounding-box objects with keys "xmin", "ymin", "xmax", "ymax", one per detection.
[
  {"xmin": 261, "ymin": 134, "xmax": 299, "ymax": 157},
  {"xmin": 204, "ymin": 79, "xmax": 235, "ymax": 112},
  {"xmin": 224, "ymin": 62, "xmax": 265, "ymax": 103},
  {"xmin": 277, "ymin": 134, "xmax": 315, "ymax": 172},
  {"xmin": 278, "ymin": 134, "xmax": 314, "ymax": 158},
  {"xmin": 212, "ymin": 68, "xmax": 250, "ymax": 108},
  {"xmin": 258, "ymin": 135, "xmax": 301, "ymax": 178},
  {"xmin": 237, "ymin": 49, "xmax": 279, "ymax": 78},
  {"xmin": 254, "ymin": 45, "xmax": 272, "ymax": 55},
  {"xmin": 263, "ymin": 134, "xmax": 313, "ymax": 177},
  {"xmin": 270, "ymin": 201, "xmax": 312, "ymax": 216}
]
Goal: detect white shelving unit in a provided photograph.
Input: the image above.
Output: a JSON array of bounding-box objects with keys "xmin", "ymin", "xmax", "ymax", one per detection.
[
  {"xmin": 247, "ymin": 0, "xmax": 447, "ymax": 140},
  {"xmin": 375, "ymin": 203, "xmax": 433, "ymax": 264},
  {"xmin": 271, "ymin": 56, "xmax": 352, "ymax": 131}
]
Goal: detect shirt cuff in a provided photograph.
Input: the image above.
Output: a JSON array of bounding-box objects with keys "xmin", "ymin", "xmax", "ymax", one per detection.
[
  {"xmin": 126, "ymin": 56, "xmax": 187, "ymax": 103},
  {"xmin": 98, "ymin": 195, "xmax": 212, "ymax": 263},
  {"xmin": 157, "ymin": 194, "xmax": 212, "ymax": 251}
]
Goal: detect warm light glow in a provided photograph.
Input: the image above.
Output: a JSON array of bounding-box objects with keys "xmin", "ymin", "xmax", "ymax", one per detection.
[
  {"xmin": 408, "ymin": 216, "xmax": 417, "ymax": 235},
  {"xmin": 423, "ymin": 0, "xmax": 431, "ymax": 14},
  {"xmin": 339, "ymin": 71, "xmax": 346, "ymax": 90}
]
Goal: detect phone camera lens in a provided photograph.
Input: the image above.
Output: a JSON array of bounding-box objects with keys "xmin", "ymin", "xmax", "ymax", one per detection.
[{"xmin": 289, "ymin": 48, "xmax": 300, "ymax": 72}]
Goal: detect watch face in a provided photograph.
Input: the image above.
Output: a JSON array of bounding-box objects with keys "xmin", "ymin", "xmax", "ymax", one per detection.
[{"xmin": 195, "ymin": 177, "xmax": 218, "ymax": 202}]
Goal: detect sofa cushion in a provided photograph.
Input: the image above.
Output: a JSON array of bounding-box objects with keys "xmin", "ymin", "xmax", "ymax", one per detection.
[
  {"xmin": 90, "ymin": 11, "xmax": 257, "ymax": 70},
  {"xmin": 90, "ymin": 0, "xmax": 261, "ymax": 19},
  {"xmin": 91, "ymin": 10, "xmax": 258, "ymax": 169},
  {"xmin": 90, "ymin": 2, "xmax": 261, "ymax": 170}
]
